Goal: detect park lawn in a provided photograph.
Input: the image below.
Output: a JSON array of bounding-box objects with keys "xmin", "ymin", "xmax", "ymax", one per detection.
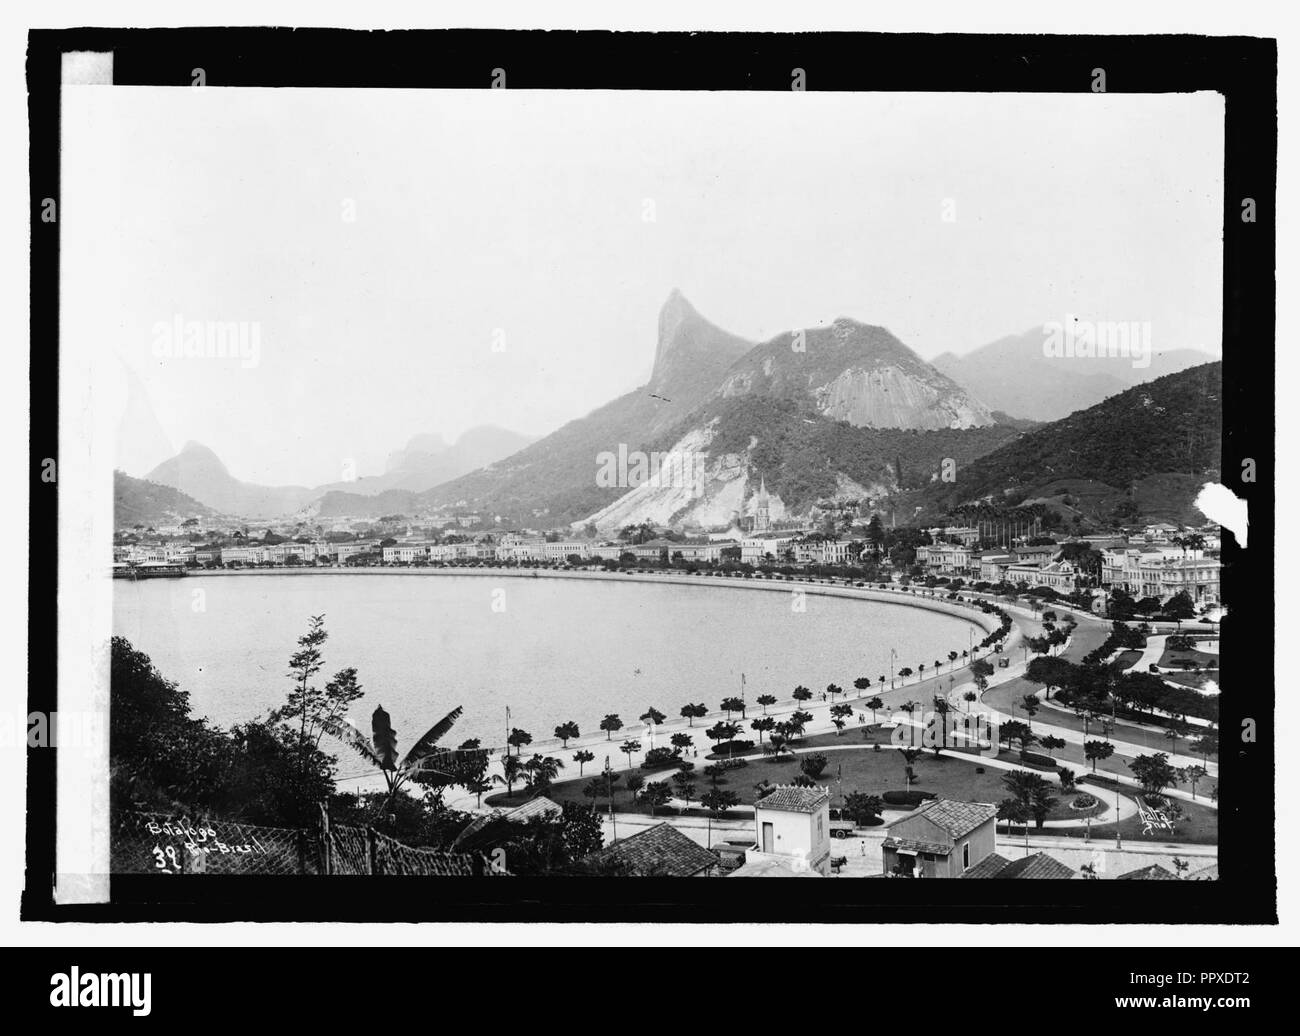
[
  {"xmin": 793, "ymin": 724, "xmax": 899, "ymax": 750},
  {"xmin": 1162, "ymin": 670, "xmax": 1219, "ymax": 691},
  {"xmin": 1158, "ymin": 646, "xmax": 1219, "ymax": 670},
  {"xmin": 1111, "ymin": 649, "xmax": 1143, "ymax": 672},
  {"xmin": 483, "ymin": 785, "xmax": 749, "ymax": 822},
  {"xmin": 493, "ymin": 744, "xmax": 1107, "ymax": 822},
  {"xmin": 1020, "ymin": 794, "xmax": 1218, "ymax": 846}
]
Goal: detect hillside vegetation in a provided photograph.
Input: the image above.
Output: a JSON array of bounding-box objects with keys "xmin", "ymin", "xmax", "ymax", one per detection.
[{"xmin": 908, "ymin": 362, "xmax": 1222, "ymax": 523}]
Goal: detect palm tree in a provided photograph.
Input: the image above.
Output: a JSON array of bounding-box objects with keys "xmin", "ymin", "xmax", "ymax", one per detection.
[
  {"xmin": 326, "ymin": 704, "xmax": 473, "ymax": 814},
  {"xmin": 620, "ymin": 738, "xmax": 642, "ymax": 767},
  {"xmin": 931, "ymin": 696, "xmax": 951, "ymax": 750},
  {"xmin": 898, "ymin": 747, "xmax": 922, "ymax": 788},
  {"xmin": 573, "ymin": 749, "xmax": 595, "ymax": 776},
  {"xmin": 465, "ymin": 776, "xmax": 492, "ymax": 807},
  {"xmin": 523, "ymin": 753, "xmax": 565, "ymax": 795},
  {"xmin": 493, "ymin": 753, "xmax": 523, "ymax": 798}
]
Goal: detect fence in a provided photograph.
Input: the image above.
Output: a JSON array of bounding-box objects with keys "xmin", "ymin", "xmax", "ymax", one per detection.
[
  {"xmin": 112, "ymin": 807, "xmax": 505, "ymax": 877},
  {"xmin": 112, "ymin": 811, "xmax": 318, "ymax": 876}
]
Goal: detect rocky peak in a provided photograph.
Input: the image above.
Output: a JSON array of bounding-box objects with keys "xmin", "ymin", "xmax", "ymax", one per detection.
[
  {"xmin": 174, "ymin": 441, "xmax": 230, "ymax": 474},
  {"xmin": 648, "ymin": 290, "xmax": 753, "ymax": 400},
  {"xmin": 714, "ymin": 319, "xmax": 994, "ymax": 431}
]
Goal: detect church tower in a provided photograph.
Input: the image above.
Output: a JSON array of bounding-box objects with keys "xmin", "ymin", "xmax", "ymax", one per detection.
[{"xmin": 754, "ymin": 478, "xmax": 771, "ymax": 533}]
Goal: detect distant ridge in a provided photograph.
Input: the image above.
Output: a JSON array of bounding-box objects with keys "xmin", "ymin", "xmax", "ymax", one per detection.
[
  {"xmin": 312, "ymin": 425, "xmax": 536, "ymax": 499},
  {"xmin": 933, "ymin": 327, "xmax": 1216, "ymax": 422},
  {"xmin": 144, "ymin": 442, "xmax": 315, "ymax": 519}
]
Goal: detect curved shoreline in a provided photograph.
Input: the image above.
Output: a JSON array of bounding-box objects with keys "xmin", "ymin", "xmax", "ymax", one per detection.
[
  {"xmin": 170, "ymin": 564, "xmax": 1004, "ymax": 639},
  {"xmin": 155, "ymin": 565, "xmax": 1006, "ymax": 759}
]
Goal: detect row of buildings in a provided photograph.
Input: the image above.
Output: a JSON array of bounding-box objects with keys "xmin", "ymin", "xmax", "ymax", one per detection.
[
  {"xmin": 915, "ymin": 535, "xmax": 1222, "ymax": 605},
  {"xmin": 915, "ymin": 542, "xmax": 1071, "ymax": 585},
  {"xmin": 559, "ymin": 787, "xmax": 1211, "ymax": 880},
  {"xmin": 1099, "ymin": 545, "xmax": 1221, "ymax": 604},
  {"xmin": 116, "ymin": 536, "xmax": 732, "ymax": 568}
]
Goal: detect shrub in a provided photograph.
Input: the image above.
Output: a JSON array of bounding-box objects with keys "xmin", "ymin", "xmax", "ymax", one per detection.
[
  {"xmin": 882, "ymin": 790, "xmax": 938, "ymax": 808},
  {"xmin": 708, "ymin": 739, "xmax": 755, "ymax": 758},
  {"xmin": 640, "ymin": 747, "xmax": 678, "ymax": 770},
  {"xmin": 1080, "ymin": 772, "xmax": 1122, "ymax": 789}
]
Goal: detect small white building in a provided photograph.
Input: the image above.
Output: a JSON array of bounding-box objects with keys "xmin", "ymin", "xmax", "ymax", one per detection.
[{"xmin": 749, "ymin": 785, "xmax": 832, "ymax": 876}]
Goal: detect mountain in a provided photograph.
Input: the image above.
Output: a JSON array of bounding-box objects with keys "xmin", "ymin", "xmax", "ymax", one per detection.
[
  {"xmin": 575, "ymin": 315, "xmax": 1006, "ymax": 531},
  {"xmin": 312, "ymin": 488, "xmax": 423, "ymax": 520},
  {"xmin": 718, "ymin": 318, "xmax": 994, "ymax": 431},
  {"xmin": 933, "ymin": 327, "xmax": 1216, "ymax": 422},
  {"xmin": 114, "ymin": 471, "xmax": 217, "ymax": 528},
  {"xmin": 144, "ymin": 442, "xmax": 316, "ymax": 519},
  {"xmin": 582, "ymin": 396, "xmax": 1026, "ymax": 532},
  {"xmin": 313, "ymin": 426, "xmax": 536, "ymax": 498},
  {"xmin": 414, "ymin": 300, "xmax": 1008, "ymax": 529},
  {"xmin": 409, "ymin": 290, "xmax": 756, "ymax": 524},
  {"xmin": 906, "ymin": 362, "xmax": 1223, "ymax": 526}
]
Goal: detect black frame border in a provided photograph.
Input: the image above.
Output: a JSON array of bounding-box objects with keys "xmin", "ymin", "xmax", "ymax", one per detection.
[{"xmin": 25, "ymin": 27, "xmax": 1276, "ymax": 924}]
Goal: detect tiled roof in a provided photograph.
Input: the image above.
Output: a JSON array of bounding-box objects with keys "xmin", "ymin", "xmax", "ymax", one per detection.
[
  {"xmin": 1188, "ymin": 862, "xmax": 1218, "ymax": 881},
  {"xmin": 1117, "ymin": 863, "xmax": 1179, "ymax": 880},
  {"xmin": 584, "ymin": 823, "xmax": 719, "ymax": 877},
  {"xmin": 961, "ymin": 852, "xmax": 1012, "ymax": 879},
  {"xmin": 450, "ymin": 796, "xmax": 563, "ymax": 851},
  {"xmin": 994, "ymin": 852, "xmax": 1076, "ymax": 880},
  {"xmin": 883, "ymin": 836, "xmax": 953, "ymax": 856},
  {"xmin": 755, "ymin": 785, "xmax": 830, "ymax": 814},
  {"xmin": 504, "ymin": 796, "xmax": 563, "ymax": 823},
  {"xmin": 902, "ymin": 799, "xmax": 997, "ymax": 839}
]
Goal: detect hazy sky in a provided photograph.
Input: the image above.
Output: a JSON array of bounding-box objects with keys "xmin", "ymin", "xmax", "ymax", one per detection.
[{"xmin": 66, "ymin": 88, "xmax": 1224, "ymax": 486}]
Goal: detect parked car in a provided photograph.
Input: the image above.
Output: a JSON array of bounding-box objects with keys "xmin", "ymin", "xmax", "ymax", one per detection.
[
  {"xmin": 829, "ymin": 817, "xmax": 856, "ymax": 839},
  {"xmin": 998, "ymin": 658, "xmax": 1010, "ymax": 668}
]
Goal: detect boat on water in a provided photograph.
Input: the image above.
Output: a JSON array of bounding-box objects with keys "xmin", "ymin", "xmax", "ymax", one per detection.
[{"xmin": 112, "ymin": 562, "xmax": 188, "ymax": 580}]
